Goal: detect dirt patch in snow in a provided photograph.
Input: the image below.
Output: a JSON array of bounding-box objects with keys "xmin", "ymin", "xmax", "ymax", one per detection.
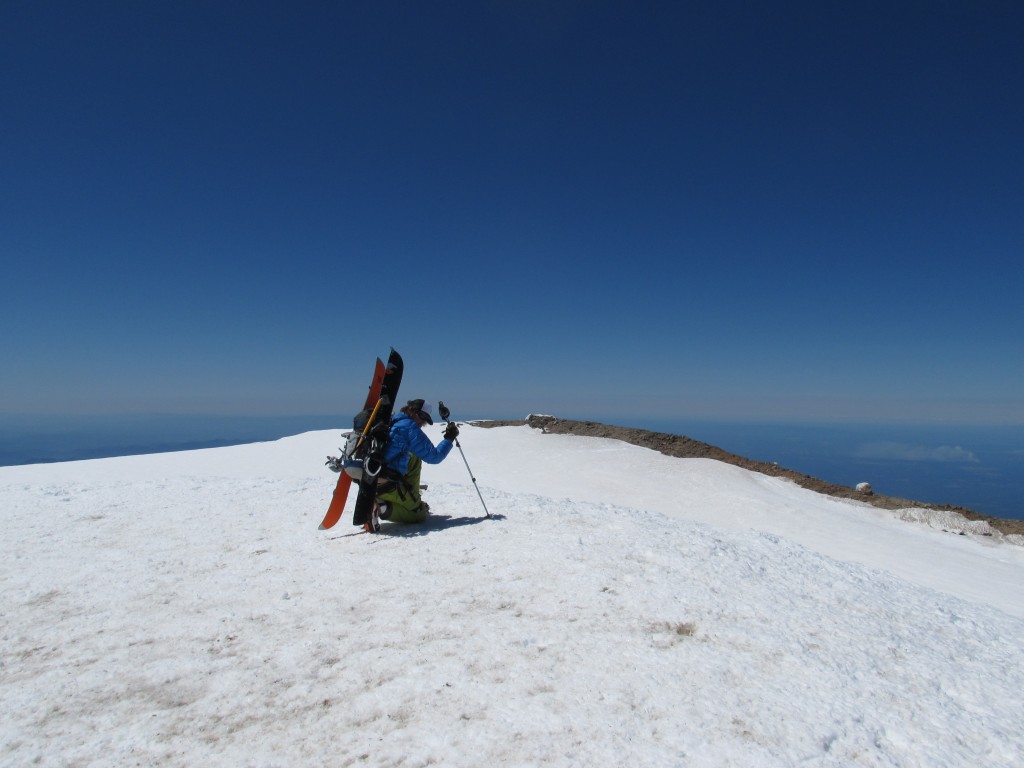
[{"xmin": 473, "ymin": 416, "xmax": 1024, "ymax": 538}]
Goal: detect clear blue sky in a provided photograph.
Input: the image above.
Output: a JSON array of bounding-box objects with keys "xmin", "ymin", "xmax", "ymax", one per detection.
[{"xmin": 2, "ymin": 2, "xmax": 1022, "ymax": 425}]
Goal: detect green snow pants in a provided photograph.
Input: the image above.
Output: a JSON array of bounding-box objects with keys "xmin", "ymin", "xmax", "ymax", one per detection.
[{"xmin": 376, "ymin": 455, "xmax": 428, "ymax": 524}]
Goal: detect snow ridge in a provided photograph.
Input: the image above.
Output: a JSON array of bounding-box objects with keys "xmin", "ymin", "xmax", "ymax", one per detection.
[{"xmin": 2, "ymin": 430, "xmax": 1023, "ymax": 766}]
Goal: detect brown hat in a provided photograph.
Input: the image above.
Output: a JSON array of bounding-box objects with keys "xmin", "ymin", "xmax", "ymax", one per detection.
[{"xmin": 407, "ymin": 399, "xmax": 434, "ymax": 425}]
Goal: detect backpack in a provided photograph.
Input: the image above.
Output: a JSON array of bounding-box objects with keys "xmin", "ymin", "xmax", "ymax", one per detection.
[{"xmin": 341, "ymin": 408, "xmax": 393, "ymax": 482}]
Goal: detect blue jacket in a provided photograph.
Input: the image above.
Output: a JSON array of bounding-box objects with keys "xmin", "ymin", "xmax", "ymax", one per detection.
[{"xmin": 382, "ymin": 414, "xmax": 453, "ymax": 475}]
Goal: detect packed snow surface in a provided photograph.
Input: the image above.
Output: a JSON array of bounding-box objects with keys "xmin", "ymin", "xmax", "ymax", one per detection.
[{"xmin": 3, "ymin": 424, "xmax": 1023, "ymax": 767}]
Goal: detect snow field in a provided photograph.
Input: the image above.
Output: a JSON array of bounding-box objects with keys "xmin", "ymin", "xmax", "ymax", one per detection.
[{"xmin": 2, "ymin": 427, "xmax": 1023, "ymax": 766}]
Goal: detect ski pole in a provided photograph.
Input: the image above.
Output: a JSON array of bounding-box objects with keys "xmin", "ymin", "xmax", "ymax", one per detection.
[
  {"xmin": 438, "ymin": 401, "xmax": 491, "ymax": 518},
  {"xmin": 352, "ymin": 395, "xmax": 388, "ymax": 456}
]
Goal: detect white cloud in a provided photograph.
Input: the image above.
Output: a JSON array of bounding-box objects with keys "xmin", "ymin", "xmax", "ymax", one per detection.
[{"xmin": 855, "ymin": 441, "xmax": 979, "ymax": 463}]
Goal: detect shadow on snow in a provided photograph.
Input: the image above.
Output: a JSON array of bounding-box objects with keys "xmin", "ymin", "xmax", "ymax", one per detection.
[
  {"xmin": 326, "ymin": 513, "xmax": 505, "ymax": 539},
  {"xmin": 378, "ymin": 513, "xmax": 505, "ymax": 537}
]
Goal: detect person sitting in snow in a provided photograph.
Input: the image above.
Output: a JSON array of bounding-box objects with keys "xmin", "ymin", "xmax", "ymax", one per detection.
[{"xmin": 376, "ymin": 399, "xmax": 459, "ymax": 523}]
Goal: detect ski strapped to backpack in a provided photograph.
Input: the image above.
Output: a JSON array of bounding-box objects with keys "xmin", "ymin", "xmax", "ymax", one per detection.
[
  {"xmin": 351, "ymin": 349, "xmax": 404, "ymax": 530},
  {"xmin": 321, "ymin": 349, "xmax": 403, "ymax": 531},
  {"xmin": 320, "ymin": 356, "xmax": 386, "ymax": 529}
]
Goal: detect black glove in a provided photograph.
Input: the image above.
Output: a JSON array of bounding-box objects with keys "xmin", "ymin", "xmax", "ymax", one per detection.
[{"xmin": 443, "ymin": 423, "xmax": 460, "ymax": 441}]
